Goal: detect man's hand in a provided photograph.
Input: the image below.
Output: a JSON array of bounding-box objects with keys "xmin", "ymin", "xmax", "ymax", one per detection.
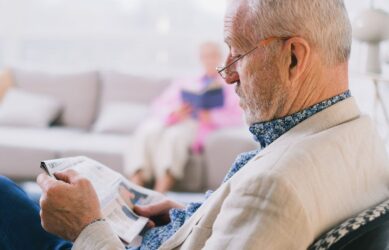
[
  {"xmin": 134, "ymin": 199, "xmax": 184, "ymax": 228},
  {"xmin": 37, "ymin": 169, "xmax": 103, "ymax": 242}
]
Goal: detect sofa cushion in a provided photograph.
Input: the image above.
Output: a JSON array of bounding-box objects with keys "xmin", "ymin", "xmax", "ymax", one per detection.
[
  {"xmin": 58, "ymin": 133, "xmax": 133, "ymax": 173},
  {"xmin": 93, "ymin": 102, "xmax": 150, "ymax": 134},
  {"xmin": 174, "ymin": 154, "xmax": 205, "ymax": 192},
  {"xmin": 100, "ymin": 71, "xmax": 170, "ymax": 105},
  {"xmin": 204, "ymin": 127, "xmax": 258, "ymax": 190},
  {"xmin": 0, "ymin": 145, "xmax": 57, "ymax": 178},
  {"xmin": 0, "ymin": 126, "xmax": 132, "ymax": 178},
  {"xmin": 12, "ymin": 69, "xmax": 99, "ymax": 129},
  {"xmin": 0, "ymin": 88, "xmax": 62, "ymax": 128},
  {"xmin": 0, "ymin": 127, "xmax": 84, "ymax": 178},
  {"xmin": 0, "ymin": 126, "xmax": 84, "ymax": 150}
]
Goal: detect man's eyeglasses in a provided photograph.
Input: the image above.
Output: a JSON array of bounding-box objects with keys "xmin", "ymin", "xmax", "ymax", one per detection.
[{"xmin": 216, "ymin": 36, "xmax": 290, "ymax": 79}]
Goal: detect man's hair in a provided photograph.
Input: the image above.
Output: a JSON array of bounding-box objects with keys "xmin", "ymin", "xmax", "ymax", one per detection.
[{"xmin": 241, "ymin": 0, "xmax": 352, "ymax": 65}]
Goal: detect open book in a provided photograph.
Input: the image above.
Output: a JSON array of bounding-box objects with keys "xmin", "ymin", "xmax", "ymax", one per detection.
[
  {"xmin": 181, "ymin": 83, "xmax": 224, "ymax": 110},
  {"xmin": 40, "ymin": 156, "xmax": 164, "ymax": 247}
]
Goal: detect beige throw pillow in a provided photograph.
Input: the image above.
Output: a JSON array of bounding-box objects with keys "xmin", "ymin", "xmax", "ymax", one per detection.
[
  {"xmin": 0, "ymin": 88, "xmax": 63, "ymax": 128},
  {"xmin": 93, "ymin": 102, "xmax": 150, "ymax": 134}
]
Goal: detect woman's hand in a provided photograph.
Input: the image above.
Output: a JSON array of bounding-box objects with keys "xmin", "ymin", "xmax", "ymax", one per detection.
[
  {"xmin": 198, "ymin": 110, "xmax": 212, "ymax": 124},
  {"xmin": 165, "ymin": 104, "xmax": 193, "ymax": 126},
  {"xmin": 174, "ymin": 103, "xmax": 193, "ymax": 120}
]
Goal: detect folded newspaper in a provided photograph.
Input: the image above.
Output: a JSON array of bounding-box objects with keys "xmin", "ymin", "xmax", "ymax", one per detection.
[{"xmin": 40, "ymin": 156, "xmax": 164, "ymax": 247}]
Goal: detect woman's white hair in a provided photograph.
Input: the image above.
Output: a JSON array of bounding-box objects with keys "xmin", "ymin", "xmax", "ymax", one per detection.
[{"xmin": 241, "ymin": 0, "xmax": 352, "ymax": 65}]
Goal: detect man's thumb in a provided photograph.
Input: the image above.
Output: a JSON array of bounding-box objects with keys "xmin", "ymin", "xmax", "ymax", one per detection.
[{"xmin": 54, "ymin": 169, "xmax": 80, "ymax": 184}]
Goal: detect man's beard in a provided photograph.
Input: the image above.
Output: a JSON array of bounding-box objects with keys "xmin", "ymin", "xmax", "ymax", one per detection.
[{"xmin": 237, "ymin": 71, "xmax": 288, "ymax": 125}]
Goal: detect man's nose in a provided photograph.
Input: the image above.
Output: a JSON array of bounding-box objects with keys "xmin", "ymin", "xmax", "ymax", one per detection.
[{"xmin": 224, "ymin": 71, "xmax": 239, "ymax": 85}]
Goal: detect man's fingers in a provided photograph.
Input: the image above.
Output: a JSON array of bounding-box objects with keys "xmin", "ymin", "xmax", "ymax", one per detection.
[
  {"xmin": 134, "ymin": 200, "xmax": 174, "ymax": 217},
  {"xmin": 146, "ymin": 220, "xmax": 156, "ymax": 229},
  {"xmin": 54, "ymin": 169, "xmax": 80, "ymax": 184},
  {"xmin": 133, "ymin": 205, "xmax": 148, "ymax": 216},
  {"xmin": 37, "ymin": 173, "xmax": 49, "ymax": 186},
  {"xmin": 134, "ymin": 204, "xmax": 171, "ymax": 227},
  {"xmin": 37, "ymin": 173, "xmax": 57, "ymax": 192}
]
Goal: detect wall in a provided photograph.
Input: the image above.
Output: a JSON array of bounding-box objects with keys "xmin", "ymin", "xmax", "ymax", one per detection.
[
  {"xmin": 345, "ymin": 0, "xmax": 389, "ymax": 145},
  {"xmin": 0, "ymin": 0, "xmax": 226, "ymax": 77},
  {"xmin": 0, "ymin": 0, "xmax": 387, "ymax": 75}
]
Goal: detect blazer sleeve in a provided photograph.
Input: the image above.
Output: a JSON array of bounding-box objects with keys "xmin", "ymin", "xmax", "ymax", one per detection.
[
  {"xmin": 202, "ymin": 175, "xmax": 313, "ymax": 250},
  {"xmin": 72, "ymin": 221, "xmax": 125, "ymax": 250}
]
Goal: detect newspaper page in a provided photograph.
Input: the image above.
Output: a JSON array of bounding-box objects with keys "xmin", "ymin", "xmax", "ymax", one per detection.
[{"xmin": 40, "ymin": 156, "xmax": 164, "ymax": 246}]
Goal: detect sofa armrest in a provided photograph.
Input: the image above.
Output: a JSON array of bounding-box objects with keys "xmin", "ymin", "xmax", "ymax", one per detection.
[{"xmin": 203, "ymin": 127, "xmax": 258, "ymax": 190}]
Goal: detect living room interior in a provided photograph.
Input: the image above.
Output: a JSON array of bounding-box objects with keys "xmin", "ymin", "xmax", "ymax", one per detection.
[
  {"xmin": 0, "ymin": 0, "xmax": 388, "ymax": 201},
  {"xmin": 0, "ymin": 0, "xmax": 389, "ymax": 249}
]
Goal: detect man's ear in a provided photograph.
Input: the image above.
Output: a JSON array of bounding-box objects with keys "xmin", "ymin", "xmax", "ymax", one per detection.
[
  {"xmin": 290, "ymin": 52, "xmax": 297, "ymax": 68},
  {"xmin": 283, "ymin": 37, "xmax": 310, "ymax": 83}
]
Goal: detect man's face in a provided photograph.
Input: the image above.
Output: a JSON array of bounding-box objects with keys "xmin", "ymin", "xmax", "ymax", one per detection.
[{"xmin": 224, "ymin": 2, "xmax": 288, "ymax": 124}]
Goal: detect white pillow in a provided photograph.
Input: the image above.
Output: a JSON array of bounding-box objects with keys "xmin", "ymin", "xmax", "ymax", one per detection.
[
  {"xmin": 93, "ymin": 102, "xmax": 150, "ymax": 134},
  {"xmin": 0, "ymin": 88, "xmax": 63, "ymax": 128},
  {"xmin": 13, "ymin": 69, "xmax": 99, "ymax": 129}
]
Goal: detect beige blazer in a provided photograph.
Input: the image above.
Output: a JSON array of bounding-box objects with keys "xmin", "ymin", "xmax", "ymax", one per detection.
[
  {"xmin": 73, "ymin": 97, "xmax": 389, "ymax": 250},
  {"xmin": 160, "ymin": 97, "xmax": 389, "ymax": 249}
]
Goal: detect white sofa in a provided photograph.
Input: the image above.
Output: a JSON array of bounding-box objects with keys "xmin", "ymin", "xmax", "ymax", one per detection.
[{"xmin": 0, "ymin": 69, "xmax": 257, "ymax": 192}]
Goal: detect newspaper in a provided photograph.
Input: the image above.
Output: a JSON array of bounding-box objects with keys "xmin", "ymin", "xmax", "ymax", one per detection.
[{"xmin": 40, "ymin": 156, "xmax": 164, "ymax": 246}]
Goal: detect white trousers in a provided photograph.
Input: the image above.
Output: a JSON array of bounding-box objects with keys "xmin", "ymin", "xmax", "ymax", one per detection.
[{"xmin": 125, "ymin": 118, "xmax": 198, "ymax": 181}]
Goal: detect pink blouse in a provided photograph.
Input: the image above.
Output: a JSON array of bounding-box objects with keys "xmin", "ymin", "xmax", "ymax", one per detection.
[{"xmin": 151, "ymin": 75, "xmax": 244, "ymax": 153}]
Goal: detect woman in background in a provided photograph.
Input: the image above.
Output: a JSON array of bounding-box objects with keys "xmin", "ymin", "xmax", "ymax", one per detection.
[{"xmin": 125, "ymin": 42, "xmax": 243, "ymax": 192}]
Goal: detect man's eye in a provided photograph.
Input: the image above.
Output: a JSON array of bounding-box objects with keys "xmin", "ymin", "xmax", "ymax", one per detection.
[
  {"xmin": 229, "ymin": 47, "xmax": 240, "ymax": 59},
  {"xmin": 231, "ymin": 55, "xmax": 241, "ymax": 60}
]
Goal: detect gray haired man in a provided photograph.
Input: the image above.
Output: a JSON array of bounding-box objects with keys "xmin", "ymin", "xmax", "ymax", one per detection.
[{"xmin": 0, "ymin": 0, "xmax": 388, "ymax": 249}]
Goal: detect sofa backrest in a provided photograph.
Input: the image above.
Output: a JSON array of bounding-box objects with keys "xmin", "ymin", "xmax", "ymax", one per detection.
[
  {"xmin": 8, "ymin": 69, "xmax": 171, "ymax": 131},
  {"xmin": 99, "ymin": 71, "xmax": 171, "ymax": 105},
  {"xmin": 90, "ymin": 71, "xmax": 171, "ymax": 134},
  {"xmin": 12, "ymin": 69, "xmax": 100, "ymax": 129}
]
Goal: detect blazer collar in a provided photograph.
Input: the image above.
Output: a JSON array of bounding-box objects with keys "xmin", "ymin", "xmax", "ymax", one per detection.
[{"xmin": 252, "ymin": 97, "xmax": 360, "ymax": 161}]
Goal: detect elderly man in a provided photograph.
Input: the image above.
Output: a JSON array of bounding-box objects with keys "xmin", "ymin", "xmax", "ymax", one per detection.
[{"xmin": 0, "ymin": 0, "xmax": 389, "ymax": 249}]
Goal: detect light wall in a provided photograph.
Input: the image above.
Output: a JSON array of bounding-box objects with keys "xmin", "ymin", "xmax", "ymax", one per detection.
[
  {"xmin": 344, "ymin": 0, "xmax": 389, "ymax": 145},
  {"xmin": 0, "ymin": 0, "xmax": 227, "ymax": 77},
  {"xmin": 0, "ymin": 0, "xmax": 387, "ymax": 76},
  {"xmin": 346, "ymin": 0, "xmax": 389, "ymax": 73}
]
